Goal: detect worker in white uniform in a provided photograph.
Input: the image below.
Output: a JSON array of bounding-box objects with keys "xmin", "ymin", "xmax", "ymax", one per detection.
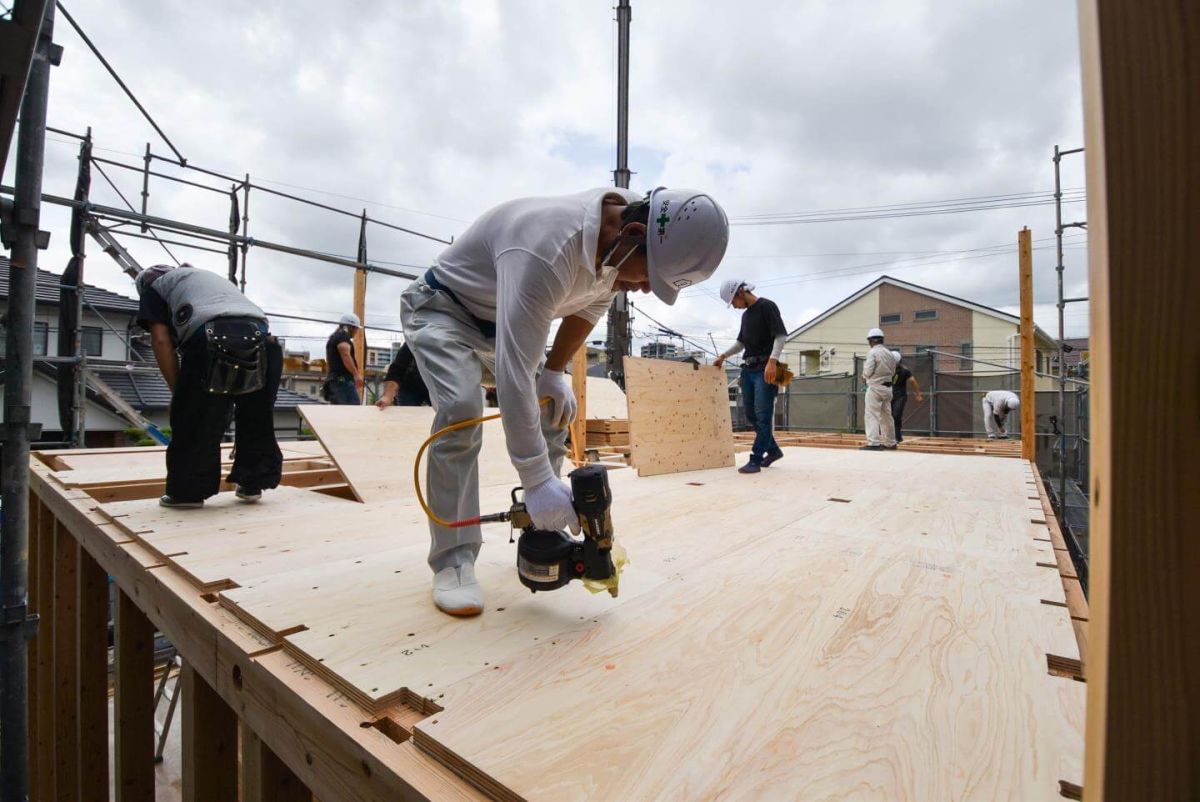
[
  {"xmin": 401, "ymin": 187, "xmax": 729, "ymax": 616},
  {"xmin": 860, "ymin": 327, "xmax": 898, "ymax": 450},
  {"xmin": 982, "ymin": 389, "xmax": 1020, "ymax": 439}
]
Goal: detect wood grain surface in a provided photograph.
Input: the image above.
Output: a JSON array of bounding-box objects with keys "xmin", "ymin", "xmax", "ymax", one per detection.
[{"xmin": 624, "ymin": 357, "xmax": 734, "ymax": 476}]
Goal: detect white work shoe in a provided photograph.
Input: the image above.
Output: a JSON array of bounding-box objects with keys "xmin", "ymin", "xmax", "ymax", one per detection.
[{"xmin": 432, "ymin": 563, "xmax": 483, "ymax": 617}]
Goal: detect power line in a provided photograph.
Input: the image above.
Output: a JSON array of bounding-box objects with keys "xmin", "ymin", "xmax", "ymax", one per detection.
[
  {"xmin": 730, "ymin": 192, "xmax": 1087, "ymax": 227},
  {"xmin": 733, "ymin": 188, "xmax": 1085, "ymax": 220}
]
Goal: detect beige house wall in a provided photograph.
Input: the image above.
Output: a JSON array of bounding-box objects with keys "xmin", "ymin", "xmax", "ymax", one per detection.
[{"xmin": 783, "ymin": 289, "xmax": 879, "ymax": 375}]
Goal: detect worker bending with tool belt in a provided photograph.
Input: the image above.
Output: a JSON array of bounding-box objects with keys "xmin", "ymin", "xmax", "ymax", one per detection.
[
  {"xmin": 401, "ymin": 187, "xmax": 729, "ymax": 616},
  {"xmin": 860, "ymin": 327, "xmax": 899, "ymax": 450},
  {"xmin": 136, "ymin": 264, "xmax": 283, "ymax": 507},
  {"xmin": 713, "ymin": 278, "xmax": 788, "ymax": 474}
]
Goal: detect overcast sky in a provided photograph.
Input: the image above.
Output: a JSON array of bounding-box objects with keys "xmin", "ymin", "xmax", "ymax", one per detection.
[{"xmin": 8, "ymin": 0, "xmax": 1089, "ymax": 359}]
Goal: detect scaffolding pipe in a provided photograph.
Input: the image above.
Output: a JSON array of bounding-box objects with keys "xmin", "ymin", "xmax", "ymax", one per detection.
[
  {"xmin": 1053, "ymin": 145, "xmax": 1084, "ymax": 514},
  {"xmin": 1, "ymin": 3, "xmax": 55, "ymax": 796},
  {"xmin": 0, "ymin": 188, "xmax": 420, "ymax": 280}
]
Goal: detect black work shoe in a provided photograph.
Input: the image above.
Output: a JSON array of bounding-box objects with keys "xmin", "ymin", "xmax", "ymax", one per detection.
[
  {"xmin": 159, "ymin": 495, "xmax": 203, "ymax": 508},
  {"xmin": 738, "ymin": 461, "xmax": 762, "ymax": 474},
  {"xmin": 761, "ymin": 448, "xmax": 785, "ymax": 468},
  {"xmin": 859, "ymin": 445, "xmax": 882, "ymax": 451}
]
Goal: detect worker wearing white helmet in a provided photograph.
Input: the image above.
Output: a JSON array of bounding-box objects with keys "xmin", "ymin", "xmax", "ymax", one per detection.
[
  {"xmin": 323, "ymin": 312, "xmax": 363, "ymax": 404},
  {"xmin": 401, "ymin": 187, "xmax": 729, "ymax": 616},
  {"xmin": 982, "ymin": 389, "xmax": 1020, "ymax": 439},
  {"xmin": 860, "ymin": 328, "xmax": 898, "ymax": 450},
  {"xmin": 714, "ymin": 278, "xmax": 789, "ymax": 473}
]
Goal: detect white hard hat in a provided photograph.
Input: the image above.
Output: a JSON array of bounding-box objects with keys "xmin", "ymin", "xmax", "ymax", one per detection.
[
  {"xmin": 719, "ymin": 278, "xmax": 754, "ymax": 306},
  {"xmin": 867, "ymin": 328, "xmax": 885, "ymax": 340},
  {"xmin": 891, "ymin": 350, "xmax": 902, "ymax": 362},
  {"xmin": 339, "ymin": 313, "xmax": 361, "ymax": 328},
  {"xmin": 645, "ymin": 187, "xmax": 730, "ymax": 306}
]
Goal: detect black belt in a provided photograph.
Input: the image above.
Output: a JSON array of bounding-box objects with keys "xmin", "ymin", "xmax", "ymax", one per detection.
[
  {"xmin": 743, "ymin": 355, "xmax": 768, "ymax": 370},
  {"xmin": 424, "ymin": 269, "xmax": 497, "ymax": 339}
]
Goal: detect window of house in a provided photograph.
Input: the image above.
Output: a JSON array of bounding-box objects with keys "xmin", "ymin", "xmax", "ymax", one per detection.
[
  {"xmin": 82, "ymin": 326, "xmax": 103, "ymax": 356},
  {"xmin": 879, "ymin": 313, "xmax": 901, "ymax": 325},
  {"xmin": 1036, "ymin": 351, "xmax": 1044, "ymax": 373},
  {"xmin": 960, "ymin": 341, "xmax": 973, "ymax": 371},
  {"xmin": 914, "ymin": 309, "xmax": 938, "ymax": 321},
  {"xmin": 33, "ymin": 322, "xmax": 48, "ymax": 356}
]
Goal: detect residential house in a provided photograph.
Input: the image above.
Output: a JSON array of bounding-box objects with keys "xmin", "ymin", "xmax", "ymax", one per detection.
[{"xmin": 782, "ymin": 275, "xmax": 1061, "ymax": 391}]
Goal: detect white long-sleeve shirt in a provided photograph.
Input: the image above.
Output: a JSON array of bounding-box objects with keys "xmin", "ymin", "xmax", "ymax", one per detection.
[
  {"xmin": 862, "ymin": 344, "xmax": 898, "ymax": 386},
  {"xmin": 984, "ymin": 390, "xmax": 1020, "ymax": 417},
  {"xmin": 433, "ymin": 188, "xmax": 641, "ymax": 489}
]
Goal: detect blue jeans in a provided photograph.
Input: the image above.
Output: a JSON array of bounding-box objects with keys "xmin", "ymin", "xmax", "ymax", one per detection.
[
  {"xmin": 740, "ymin": 367, "xmax": 779, "ymax": 463},
  {"xmin": 326, "ymin": 375, "xmax": 360, "ymax": 405}
]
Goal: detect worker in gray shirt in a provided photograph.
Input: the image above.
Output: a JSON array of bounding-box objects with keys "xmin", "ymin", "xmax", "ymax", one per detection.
[
  {"xmin": 136, "ymin": 264, "xmax": 283, "ymax": 508},
  {"xmin": 860, "ymin": 328, "xmax": 898, "ymax": 450}
]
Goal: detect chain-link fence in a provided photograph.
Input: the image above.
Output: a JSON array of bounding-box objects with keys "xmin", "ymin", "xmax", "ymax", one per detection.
[{"xmin": 729, "ymin": 356, "xmax": 1089, "ymax": 582}]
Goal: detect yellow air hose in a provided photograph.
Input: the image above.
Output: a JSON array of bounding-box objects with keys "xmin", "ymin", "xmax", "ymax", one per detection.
[{"xmin": 413, "ymin": 397, "xmax": 551, "ymax": 528}]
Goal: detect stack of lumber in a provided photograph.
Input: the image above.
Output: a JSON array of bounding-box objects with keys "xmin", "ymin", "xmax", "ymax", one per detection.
[
  {"xmin": 585, "ymin": 418, "xmax": 629, "ymax": 448},
  {"xmin": 735, "ymin": 430, "xmax": 1024, "ymax": 458}
]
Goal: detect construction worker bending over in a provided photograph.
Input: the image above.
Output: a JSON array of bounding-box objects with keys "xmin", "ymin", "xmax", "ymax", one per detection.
[
  {"xmin": 402, "ymin": 187, "xmax": 729, "ymax": 616},
  {"xmin": 889, "ymin": 350, "xmax": 923, "ymax": 444},
  {"xmin": 136, "ymin": 264, "xmax": 283, "ymax": 508},
  {"xmin": 713, "ymin": 279, "xmax": 787, "ymax": 474},
  {"xmin": 375, "ymin": 343, "xmax": 431, "ymax": 407},
  {"xmin": 323, "ymin": 313, "xmax": 364, "ymax": 404},
  {"xmin": 860, "ymin": 328, "xmax": 898, "ymax": 450},
  {"xmin": 982, "ymin": 389, "xmax": 1020, "ymax": 439}
]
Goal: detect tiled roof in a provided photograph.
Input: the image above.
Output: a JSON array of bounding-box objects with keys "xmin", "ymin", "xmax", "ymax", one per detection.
[
  {"xmin": 90, "ymin": 363, "xmax": 318, "ymax": 412},
  {"xmin": 0, "ymin": 256, "xmax": 141, "ymax": 313}
]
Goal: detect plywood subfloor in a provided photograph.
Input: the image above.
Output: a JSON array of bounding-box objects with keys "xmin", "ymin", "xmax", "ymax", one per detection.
[
  {"xmin": 625, "ymin": 357, "xmax": 734, "ymax": 476},
  {"xmin": 52, "ymin": 439, "xmax": 1082, "ymax": 800}
]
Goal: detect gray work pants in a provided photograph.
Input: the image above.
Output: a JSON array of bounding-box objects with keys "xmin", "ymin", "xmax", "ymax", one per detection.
[
  {"xmin": 400, "ymin": 277, "xmax": 567, "ymax": 573},
  {"xmin": 864, "ymin": 383, "xmax": 896, "ymax": 447}
]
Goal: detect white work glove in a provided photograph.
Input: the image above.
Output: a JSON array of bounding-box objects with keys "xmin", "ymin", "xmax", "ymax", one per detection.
[
  {"xmin": 535, "ymin": 368, "xmax": 577, "ymax": 429},
  {"xmin": 524, "ymin": 478, "xmax": 580, "ymax": 534}
]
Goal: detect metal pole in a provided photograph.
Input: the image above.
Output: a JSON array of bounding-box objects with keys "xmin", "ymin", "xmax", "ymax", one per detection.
[
  {"xmin": 1053, "ymin": 146, "xmax": 1067, "ymax": 512},
  {"xmin": 140, "ymin": 141, "xmax": 150, "ymax": 231},
  {"xmin": 74, "ymin": 129, "xmax": 91, "ymax": 446},
  {"xmin": 239, "ymin": 173, "xmax": 249, "ymax": 291},
  {"xmin": 2, "ymin": 3, "xmax": 55, "ymax": 796},
  {"xmin": 226, "ymin": 184, "xmax": 239, "ymax": 284},
  {"xmin": 606, "ymin": 0, "xmax": 632, "ymax": 387}
]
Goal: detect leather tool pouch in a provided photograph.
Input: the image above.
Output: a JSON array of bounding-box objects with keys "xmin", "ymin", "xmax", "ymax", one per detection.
[{"xmin": 203, "ymin": 318, "xmax": 266, "ymax": 396}]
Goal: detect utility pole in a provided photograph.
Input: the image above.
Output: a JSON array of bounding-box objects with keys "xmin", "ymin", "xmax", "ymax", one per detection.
[
  {"xmin": 606, "ymin": 0, "xmax": 632, "ymax": 387},
  {"xmin": 2, "ymin": 2, "xmax": 57, "ymax": 797}
]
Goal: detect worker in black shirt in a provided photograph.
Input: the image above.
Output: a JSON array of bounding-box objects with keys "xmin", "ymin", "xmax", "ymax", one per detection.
[
  {"xmin": 323, "ymin": 313, "xmax": 364, "ymax": 404},
  {"xmin": 135, "ymin": 263, "xmax": 283, "ymax": 508},
  {"xmin": 714, "ymin": 279, "xmax": 788, "ymax": 474},
  {"xmin": 889, "ymin": 350, "xmax": 923, "ymax": 443},
  {"xmin": 375, "ymin": 343, "xmax": 432, "ymax": 407}
]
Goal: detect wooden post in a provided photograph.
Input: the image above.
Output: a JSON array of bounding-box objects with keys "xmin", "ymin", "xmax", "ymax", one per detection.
[
  {"xmin": 77, "ymin": 545, "xmax": 110, "ymax": 798},
  {"xmin": 35, "ymin": 501, "xmax": 55, "ymax": 800},
  {"xmin": 181, "ymin": 662, "xmax": 238, "ymax": 802},
  {"xmin": 570, "ymin": 346, "xmax": 588, "ymax": 465},
  {"xmin": 114, "ymin": 589, "xmax": 155, "ymax": 802},
  {"xmin": 52, "ymin": 522, "xmax": 79, "ymax": 800},
  {"xmin": 240, "ymin": 721, "xmax": 313, "ymax": 802},
  {"xmin": 1078, "ymin": 1, "xmax": 1200, "ymax": 799},
  {"xmin": 352, "ymin": 267, "xmax": 367, "ymax": 404},
  {"xmin": 1018, "ymin": 227, "xmax": 1036, "ymax": 461}
]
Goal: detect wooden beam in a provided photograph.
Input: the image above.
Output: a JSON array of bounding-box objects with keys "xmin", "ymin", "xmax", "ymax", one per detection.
[
  {"xmin": 570, "ymin": 346, "xmax": 588, "ymax": 465},
  {"xmin": 53, "ymin": 522, "xmax": 80, "ymax": 801},
  {"xmin": 181, "ymin": 661, "xmax": 239, "ymax": 802},
  {"xmin": 1078, "ymin": 0, "xmax": 1200, "ymax": 798},
  {"xmin": 1018, "ymin": 226, "xmax": 1036, "ymax": 462},
  {"xmin": 240, "ymin": 721, "xmax": 313, "ymax": 802},
  {"xmin": 77, "ymin": 544, "xmax": 110, "ymax": 799},
  {"xmin": 114, "ymin": 589, "xmax": 155, "ymax": 802},
  {"xmin": 353, "ymin": 267, "xmax": 367, "ymax": 403}
]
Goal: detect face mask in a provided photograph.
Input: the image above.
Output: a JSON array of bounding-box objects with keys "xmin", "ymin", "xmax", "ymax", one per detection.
[{"xmin": 599, "ymin": 232, "xmax": 643, "ymax": 281}]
